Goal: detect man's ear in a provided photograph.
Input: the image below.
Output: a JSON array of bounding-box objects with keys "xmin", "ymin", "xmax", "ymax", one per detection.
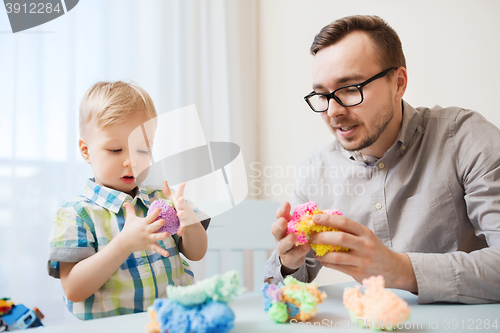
[
  {"xmin": 395, "ymin": 66, "xmax": 408, "ymax": 100},
  {"xmin": 79, "ymin": 138, "xmax": 91, "ymax": 164}
]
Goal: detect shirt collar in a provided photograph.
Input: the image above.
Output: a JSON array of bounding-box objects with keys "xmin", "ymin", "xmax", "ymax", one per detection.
[
  {"xmin": 348, "ymin": 151, "xmax": 379, "ymax": 164},
  {"xmin": 397, "ymin": 100, "xmax": 420, "ymax": 151},
  {"xmin": 345, "ymin": 100, "xmax": 421, "ymax": 162},
  {"xmin": 82, "ymin": 178, "xmax": 152, "ymax": 214}
]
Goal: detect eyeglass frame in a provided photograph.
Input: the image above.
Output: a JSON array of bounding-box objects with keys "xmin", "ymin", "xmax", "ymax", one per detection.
[{"xmin": 304, "ymin": 67, "xmax": 398, "ymax": 112}]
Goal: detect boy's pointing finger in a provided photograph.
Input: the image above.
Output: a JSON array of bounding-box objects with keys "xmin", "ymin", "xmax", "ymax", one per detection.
[{"xmin": 161, "ymin": 181, "xmax": 173, "ymax": 201}]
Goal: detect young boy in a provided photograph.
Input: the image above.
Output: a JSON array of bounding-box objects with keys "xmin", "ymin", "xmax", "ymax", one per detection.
[{"xmin": 48, "ymin": 81, "xmax": 210, "ymax": 320}]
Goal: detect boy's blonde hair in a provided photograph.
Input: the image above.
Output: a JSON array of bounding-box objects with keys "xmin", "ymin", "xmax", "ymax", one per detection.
[{"xmin": 79, "ymin": 81, "xmax": 157, "ymax": 137}]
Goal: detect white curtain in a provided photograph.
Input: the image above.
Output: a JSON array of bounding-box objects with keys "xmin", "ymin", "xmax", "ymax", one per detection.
[{"xmin": 0, "ymin": 0, "xmax": 258, "ymax": 326}]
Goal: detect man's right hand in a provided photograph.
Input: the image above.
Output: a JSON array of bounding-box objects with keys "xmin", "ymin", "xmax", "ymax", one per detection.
[{"xmin": 271, "ymin": 202, "xmax": 310, "ymax": 275}]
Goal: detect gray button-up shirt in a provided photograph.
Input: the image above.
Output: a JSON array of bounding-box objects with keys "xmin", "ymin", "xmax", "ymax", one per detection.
[{"xmin": 264, "ymin": 100, "xmax": 500, "ymax": 304}]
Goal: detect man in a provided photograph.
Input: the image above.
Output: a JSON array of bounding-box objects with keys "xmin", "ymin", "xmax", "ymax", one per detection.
[{"xmin": 264, "ymin": 15, "xmax": 500, "ymax": 304}]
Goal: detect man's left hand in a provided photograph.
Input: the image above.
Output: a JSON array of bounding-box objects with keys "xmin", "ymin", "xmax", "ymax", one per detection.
[{"xmin": 308, "ymin": 214, "xmax": 418, "ymax": 293}]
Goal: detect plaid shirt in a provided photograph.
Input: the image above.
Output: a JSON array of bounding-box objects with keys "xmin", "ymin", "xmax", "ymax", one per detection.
[{"xmin": 48, "ymin": 178, "xmax": 209, "ymax": 320}]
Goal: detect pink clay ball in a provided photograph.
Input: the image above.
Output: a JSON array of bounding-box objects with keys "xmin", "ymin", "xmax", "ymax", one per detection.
[{"xmin": 148, "ymin": 199, "xmax": 180, "ymax": 234}]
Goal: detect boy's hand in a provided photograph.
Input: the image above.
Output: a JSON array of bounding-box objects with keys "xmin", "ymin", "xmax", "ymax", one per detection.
[
  {"xmin": 161, "ymin": 181, "xmax": 199, "ymax": 236},
  {"xmin": 120, "ymin": 202, "xmax": 170, "ymax": 257}
]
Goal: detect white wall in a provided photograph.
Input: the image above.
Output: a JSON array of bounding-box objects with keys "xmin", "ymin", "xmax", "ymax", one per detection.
[
  {"xmin": 2, "ymin": 0, "xmax": 499, "ymax": 325},
  {"xmin": 255, "ymin": 0, "xmax": 500, "ymax": 203}
]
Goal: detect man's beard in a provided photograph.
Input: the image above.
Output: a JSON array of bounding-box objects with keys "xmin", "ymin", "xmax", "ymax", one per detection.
[{"xmin": 332, "ymin": 104, "xmax": 394, "ymax": 152}]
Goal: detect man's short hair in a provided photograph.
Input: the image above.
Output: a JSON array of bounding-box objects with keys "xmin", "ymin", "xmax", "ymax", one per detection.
[
  {"xmin": 310, "ymin": 15, "xmax": 406, "ymax": 70},
  {"xmin": 79, "ymin": 81, "xmax": 157, "ymax": 137}
]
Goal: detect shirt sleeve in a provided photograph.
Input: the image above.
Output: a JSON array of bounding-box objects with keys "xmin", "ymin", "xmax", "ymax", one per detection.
[
  {"xmin": 408, "ymin": 109, "xmax": 500, "ymax": 304},
  {"xmin": 263, "ymin": 248, "xmax": 322, "ymax": 284},
  {"xmin": 262, "ymin": 156, "xmax": 323, "ymax": 284},
  {"xmin": 47, "ymin": 202, "xmax": 97, "ymax": 279}
]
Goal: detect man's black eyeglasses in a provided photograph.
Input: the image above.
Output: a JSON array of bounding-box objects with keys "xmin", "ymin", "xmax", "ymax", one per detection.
[{"xmin": 304, "ymin": 67, "xmax": 397, "ymax": 112}]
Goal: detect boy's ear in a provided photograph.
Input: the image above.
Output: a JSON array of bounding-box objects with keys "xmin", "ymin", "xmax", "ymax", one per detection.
[{"xmin": 79, "ymin": 138, "xmax": 91, "ymax": 164}]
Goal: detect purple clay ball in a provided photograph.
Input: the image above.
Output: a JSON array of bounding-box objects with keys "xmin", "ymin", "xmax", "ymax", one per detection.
[{"xmin": 148, "ymin": 199, "xmax": 180, "ymax": 234}]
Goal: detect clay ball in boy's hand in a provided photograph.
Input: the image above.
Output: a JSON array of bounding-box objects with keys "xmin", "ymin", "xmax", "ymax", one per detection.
[{"xmin": 148, "ymin": 199, "xmax": 180, "ymax": 234}]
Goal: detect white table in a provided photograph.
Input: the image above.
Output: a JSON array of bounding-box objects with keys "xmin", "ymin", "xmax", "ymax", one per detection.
[{"xmin": 33, "ymin": 282, "xmax": 500, "ymax": 332}]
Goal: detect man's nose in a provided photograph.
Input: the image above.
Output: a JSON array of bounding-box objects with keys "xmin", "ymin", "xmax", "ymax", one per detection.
[{"xmin": 327, "ymin": 97, "xmax": 347, "ymax": 118}]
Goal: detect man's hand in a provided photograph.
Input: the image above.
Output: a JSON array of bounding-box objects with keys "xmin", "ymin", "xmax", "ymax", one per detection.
[
  {"xmin": 271, "ymin": 202, "xmax": 310, "ymax": 275},
  {"xmin": 161, "ymin": 181, "xmax": 199, "ymax": 236},
  {"xmin": 308, "ymin": 214, "xmax": 417, "ymax": 293},
  {"xmin": 119, "ymin": 202, "xmax": 170, "ymax": 257}
]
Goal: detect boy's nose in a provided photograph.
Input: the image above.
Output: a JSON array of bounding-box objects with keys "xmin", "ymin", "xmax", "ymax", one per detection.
[
  {"xmin": 124, "ymin": 156, "xmax": 137, "ymax": 168},
  {"xmin": 123, "ymin": 157, "xmax": 132, "ymax": 168}
]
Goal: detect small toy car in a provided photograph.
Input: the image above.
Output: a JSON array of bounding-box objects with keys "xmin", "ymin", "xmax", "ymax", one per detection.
[{"xmin": 0, "ymin": 298, "xmax": 43, "ymax": 331}]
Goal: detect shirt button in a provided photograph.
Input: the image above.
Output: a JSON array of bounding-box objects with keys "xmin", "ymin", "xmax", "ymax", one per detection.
[
  {"xmin": 378, "ymin": 163, "xmax": 385, "ymax": 169},
  {"xmin": 375, "ymin": 203, "xmax": 383, "ymax": 210},
  {"xmin": 144, "ymin": 273, "xmax": 150, "ymax": 278},
  {"xmin": 402, "ymin": 145, "xmax": 407, "ymax": 151}
]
